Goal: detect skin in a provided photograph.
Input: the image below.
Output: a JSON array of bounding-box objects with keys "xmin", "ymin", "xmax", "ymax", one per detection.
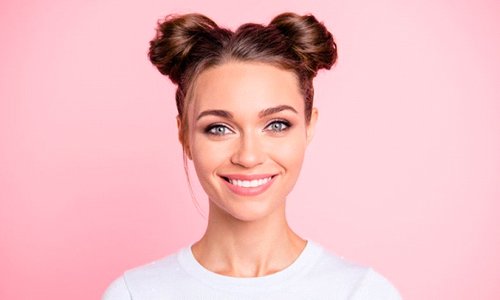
[{"xmin": 180, "ymin": 61, "xmax": 318, "ymax": 277}]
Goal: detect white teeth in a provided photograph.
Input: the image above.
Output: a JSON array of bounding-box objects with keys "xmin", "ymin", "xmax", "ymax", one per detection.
[{"xmin": 229, "ymin": 177, "xmax": 272, "ymax": 188}]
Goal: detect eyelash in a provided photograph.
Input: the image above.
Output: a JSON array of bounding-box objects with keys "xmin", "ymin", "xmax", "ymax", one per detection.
[
  {"xmin": 205, "ymin": 123, "xmax": 233, "ymax": 136},
  {"xmin": 204, "ymin": 119, "xmax": 292, "ymax": 136},
  {"xmin": 265, "ymin": 119, "xmax": 291, "ymax": 133}
]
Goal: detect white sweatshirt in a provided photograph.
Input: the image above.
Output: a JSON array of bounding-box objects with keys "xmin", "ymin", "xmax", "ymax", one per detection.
[{"xmin": 102, "ymin": 240, "xmax": 401, "ymax": 299}]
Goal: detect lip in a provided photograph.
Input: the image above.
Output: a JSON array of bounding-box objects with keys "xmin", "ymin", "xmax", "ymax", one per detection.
[
  {"xmin": 219, "ymin": 174, "xmax": 277, "ymax": 196},
  {"xmin": 220, "ymin": 174, "xmax": 276, "ymax": 181}
]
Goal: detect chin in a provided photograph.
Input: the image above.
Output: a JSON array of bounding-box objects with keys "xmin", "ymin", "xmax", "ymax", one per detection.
[{"xmin": 211, "ymin": 198, "xmax": 285, "ymax": 223}]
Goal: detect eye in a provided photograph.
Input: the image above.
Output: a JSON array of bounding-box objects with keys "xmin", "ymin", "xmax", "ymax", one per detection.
[
  {"xmin": 205, "ymin": 124, "xmax": 234, "ymax": 136},
  {"xmin": 265, "ymin": 120, "xmax": 291, "ymax": 133}
]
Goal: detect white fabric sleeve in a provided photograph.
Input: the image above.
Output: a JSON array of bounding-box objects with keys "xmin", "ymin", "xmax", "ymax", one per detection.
[
  {"xmin": 349, "ymin": 269, "xmax": 402, "ymax": 300},
  {"xmin": 101, "ymin": 276, "xmax": 132, "ymax": 300}
]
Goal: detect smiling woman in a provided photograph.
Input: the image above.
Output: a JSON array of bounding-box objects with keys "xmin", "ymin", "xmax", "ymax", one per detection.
[
  {"xmin": 102, "ymin": 12, "xmax": 401, "ymax": 299},
  {"xmin": 189, "ymin": 62, "xmax": 311, "ymax": 223}
]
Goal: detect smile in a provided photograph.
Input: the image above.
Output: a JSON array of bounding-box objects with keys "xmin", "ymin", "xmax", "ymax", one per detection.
[
  {"xmin": 220, "ymin": 174, "xmax": 277, "ymax": 196},
  {"xmin": 227, "ymin": 177, "xmax": 272, "ymax": 188}
]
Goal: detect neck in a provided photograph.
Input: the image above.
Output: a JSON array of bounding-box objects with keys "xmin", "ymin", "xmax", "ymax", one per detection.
[{"xmin": 191, "ymin": 201, "xmax": 306, "ymax": 277}]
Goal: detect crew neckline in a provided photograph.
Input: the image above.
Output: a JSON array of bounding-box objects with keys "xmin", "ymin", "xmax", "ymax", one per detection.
[{"xmin": 176, "ymin": 240, "xmax": 324, "ymax": 293}]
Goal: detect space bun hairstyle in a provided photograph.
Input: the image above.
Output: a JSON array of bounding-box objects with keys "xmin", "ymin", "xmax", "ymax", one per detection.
[{"xmin": 149, "ymin": 12, "xmax": 337, "ymax": 154}]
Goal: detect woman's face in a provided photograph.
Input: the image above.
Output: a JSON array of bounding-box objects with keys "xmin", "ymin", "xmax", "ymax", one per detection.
[{"xmin": 185, "ymin": 61, "xmax": 317, "ymax": 222}]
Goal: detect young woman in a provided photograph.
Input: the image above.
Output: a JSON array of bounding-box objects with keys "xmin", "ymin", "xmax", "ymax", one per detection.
[{"xmin": 103, "ymin": 12, "xmax": 401, "ymax": 299}]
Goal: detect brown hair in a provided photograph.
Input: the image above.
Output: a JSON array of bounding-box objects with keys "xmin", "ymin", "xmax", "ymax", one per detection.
[{"xmin": 148, "ymin": 12, "xmax": 337, "ymax": 154}]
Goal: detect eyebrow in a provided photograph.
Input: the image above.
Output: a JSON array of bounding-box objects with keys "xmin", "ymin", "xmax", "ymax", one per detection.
[
  {"xmin": 258, "ymin": 105, "xmax": 298, "ymax": 118},
  {"xmin": 196, "ymin": 109, "xmax": 233, "ymax": 121},
  {"xmin": 196, "ymin": 105, "xmax": 298, "ymax": 121}
]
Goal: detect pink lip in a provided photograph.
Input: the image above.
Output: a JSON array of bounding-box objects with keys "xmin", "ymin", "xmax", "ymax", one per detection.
[
  {"xmin": 219, "ymin": 174, "xmax": 277, "ymax": 196},
  {"xmin": 220, "ymin": 174, "xmax": 276, "ymax": 180}
]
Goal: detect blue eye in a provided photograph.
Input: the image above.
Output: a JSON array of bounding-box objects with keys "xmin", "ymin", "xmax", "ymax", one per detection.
[
  {"xmin": 206, "ymin": 124, "xmax": 233, "ymax": 136},
  {"xmin": 265, "ymin": 120, "xmax": 290, "ymax": 132}
]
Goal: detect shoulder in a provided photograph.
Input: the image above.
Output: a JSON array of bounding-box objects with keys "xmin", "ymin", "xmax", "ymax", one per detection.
[
  {"xmin": 102, "ymin": 276, "xmax": 130, "ymax": 300},
  {"xmin": 305, "ymin": 241, "xmax": 401, "ymax": 299},
  {"xmin": 101, "ymin": 250, "xmax": 184, "ymax": 300},
  {"xmin": 349, "ymin": 268, "xmax": 402, "ymax": 300}
]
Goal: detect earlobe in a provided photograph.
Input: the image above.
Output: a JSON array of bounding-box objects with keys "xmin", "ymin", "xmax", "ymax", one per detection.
[
  {"xmin": 186, "ymin": 146, "xmax": 193, "ymax": 160},
  {"xmin": 185, "ymin": 147, "xmax": 193, "ymax": 160},
  {"xmin": 306, "ymin": 108, "xmax": 318, "ymax": 145}
]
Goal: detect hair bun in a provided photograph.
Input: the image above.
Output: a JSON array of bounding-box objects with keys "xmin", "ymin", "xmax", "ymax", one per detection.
[
  {"xmin": 270, "ymin": 13, "xmax": 337, "ymax": 76},
  {"xmin": 148, "ymin": 13, "xmax": 222, "ymax": 84}
]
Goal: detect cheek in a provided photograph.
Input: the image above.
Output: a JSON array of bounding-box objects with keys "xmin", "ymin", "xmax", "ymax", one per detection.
[
  {"xmin": 190, "ymin": 134, "xmax": 228, "ymax": 175},
  {"xmin": 267, "ymin": 133, "xmax": 308, "ymax": 170}
]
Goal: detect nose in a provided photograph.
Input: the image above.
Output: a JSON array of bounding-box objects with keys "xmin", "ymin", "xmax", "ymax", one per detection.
[{"xmin": 230, "ymin": 132, "xmax": 265, "ymax": 168}]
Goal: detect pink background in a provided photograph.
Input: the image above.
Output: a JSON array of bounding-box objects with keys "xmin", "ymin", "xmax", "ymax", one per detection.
[{"xmin": 1, "ymin": 0, "xmax": 499, "ymax": 299}]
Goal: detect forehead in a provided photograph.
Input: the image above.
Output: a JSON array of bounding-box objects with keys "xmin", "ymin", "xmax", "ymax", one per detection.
[{"xmin": 190, "ymin": 61, "xmax": 304, "ymax": 115}]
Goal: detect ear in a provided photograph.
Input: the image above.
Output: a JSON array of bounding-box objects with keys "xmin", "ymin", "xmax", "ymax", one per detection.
[
  {"xmin": 176, "ymin": 115, "xmax": 192, "ymax": 160},
  {"xmin": 306, "ymin": 107, "xmax": 318, "ymax": 145},
  {"xmin": 176, "ymin": 115, "xmax": 182, "ymax": 143}
]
